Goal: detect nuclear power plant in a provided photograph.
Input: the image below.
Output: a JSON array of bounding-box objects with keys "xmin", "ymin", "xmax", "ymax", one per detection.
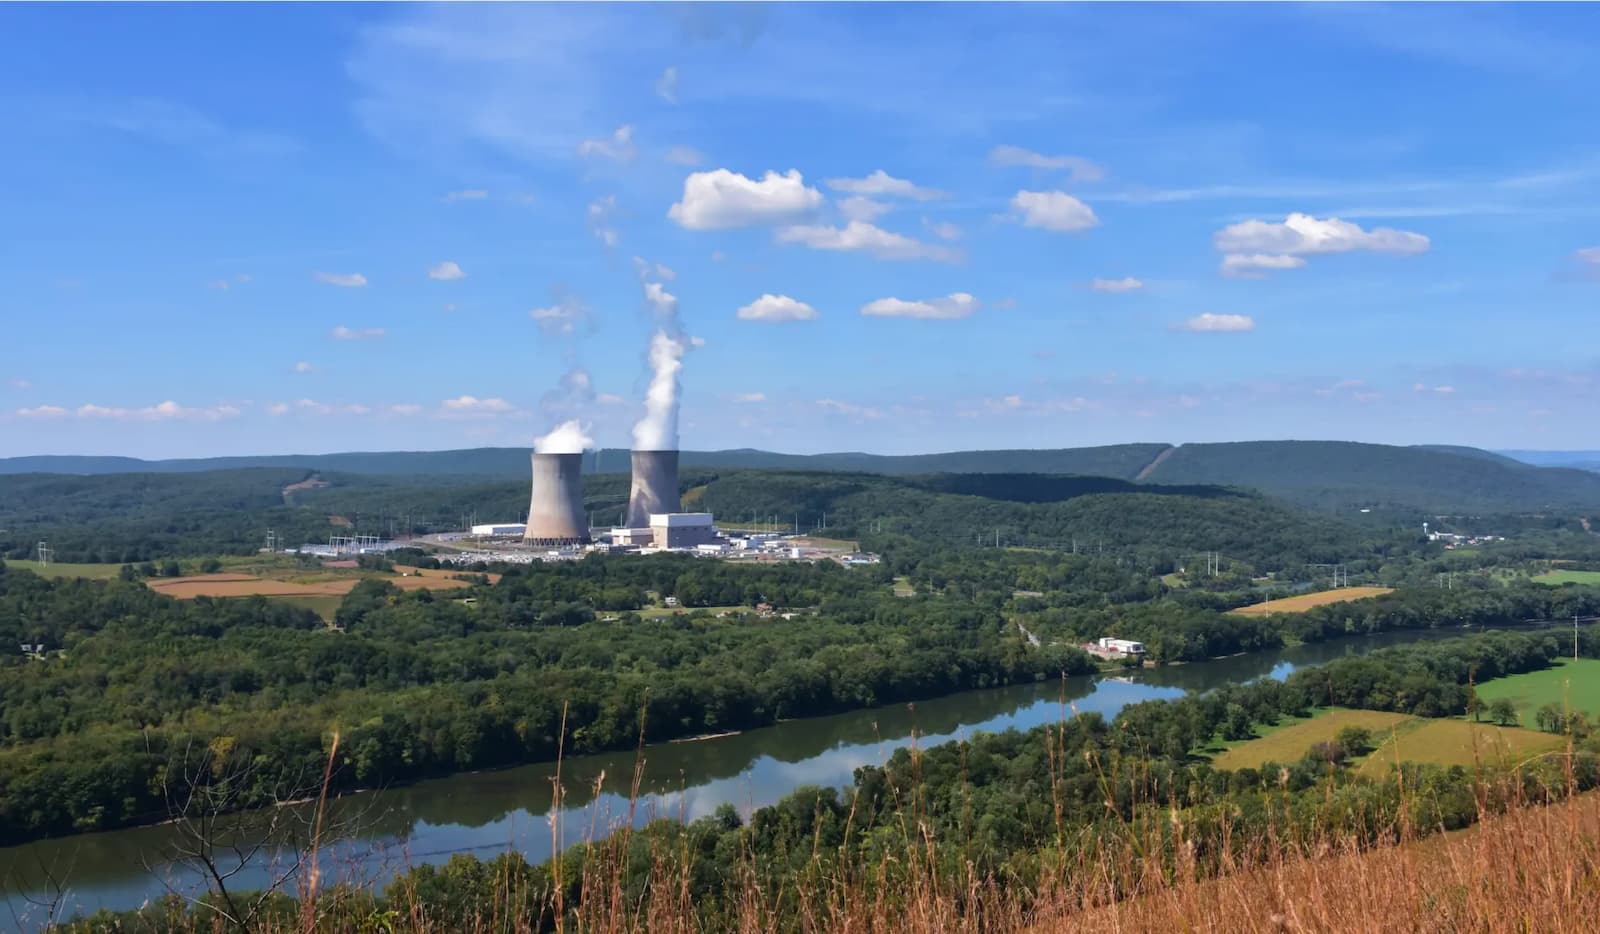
[
  {"xmin": 523, "ymin": 452, "xmax": 590, "ymax": 546},
  {"xmin": 624, "ymin": 449, "xmax": 680, "ymax": 528}
]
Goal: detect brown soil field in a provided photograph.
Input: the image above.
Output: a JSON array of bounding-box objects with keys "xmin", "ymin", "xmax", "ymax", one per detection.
[
  {"xmin": 147, "ymin": 567, "xmax": 497, "ymax": 599},
  {"xmin": 1230, "ymin": 586, "xmax": 1394, "ymax": 616}
]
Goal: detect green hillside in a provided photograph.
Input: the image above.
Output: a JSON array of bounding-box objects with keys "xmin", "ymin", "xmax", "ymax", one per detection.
[{"xmin": 1141, "ymin": 441, "xmax": 1600, "ymax": 513}]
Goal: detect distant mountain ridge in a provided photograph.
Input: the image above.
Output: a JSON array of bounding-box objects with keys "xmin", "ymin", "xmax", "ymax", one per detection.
[{"xmin": 4, "ymin": 441, "xmax": 1600, "ymax": 514}]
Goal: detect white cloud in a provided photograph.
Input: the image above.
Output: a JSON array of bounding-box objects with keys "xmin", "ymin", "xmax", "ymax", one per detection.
[
  {"xmin": 443, "ymin": 303, "xmax": 458, "ymax": 313},
  {"xmin": 577, "ymin": 124, "xmax": 636, "ymax": 162},
  {"xmin": 62, "ymin": 400, "xmax": 243, "ymax": 421},
  {"xmin": 208, "ymin": 279, "xmax": 232, "ymax": 291},
  {"xmin": 1413, "ymin": 383, "xmax": 1457, "ymax": 394},
  {"xmin": 294, "ymin": 361, "xmax": 314, "ymax": 374},
  {"xmin": 668, "ymin": 169, "xmax": 822, "ymax": 230},
  {"xmin": 597, "ymin": 392, "xmax": 626, "ymax": 406},
  {"xmin": 389, "ymin": 403, "xmax": 423, "ymax": 416},
  {"xmin": 315, "ymin": 272, "xmax": 368, "ymax": 288},
  {"xmin": 1220, "ymin": 253, "xmax": 1309, "ymax": 278},
  {"xmin": 17, "ymin": 405, "xmax": 67, "ymax": 418},
  {"xmin": 1214, "ymin": 213, "xmax": 1430, "ymax": 256},
  {"xmin": 733, "ymin": 392, "xmax": 767, "ymax": 403},
  {"xmin": 737, "ymin": 294, "xmax": 819, "ymax": 322},
  {"xmin": 815, "ymin": 398, "xmax": 884, "ymax": 420},
  {"xmin": 1578, "ymin": 247, "xmax": 1600, "ymax": 263},
  {"xmin": 428, "ymin": 260, "xmax": 465, "ymax": 281},
  {"xmin": 1090, "ymin": 277, "xmax": 1143, "ymax": 293},
  {"xmin": 665, "ymin": 145, "xmax": 703, "ymax": 166},
  {"xmin": 440, "ymin": 189, "xmax": 488, "ymax": 203},
  {"xmin": 1010, "ymin": 190, "xmax": 1098, "ymax": 232},
  {"xmin": 442, "ymin": 395, "xmax": 514, "ymax": 414},
  {"xmin": 923, "ymin": 218, "xmax": 962, "ymax": 241},
  {"xmin": 656, "ymin": 66, "xmax": 679, "ymax": 103},
  {"xmin": 838, "ymin": 197, "xmax": 892, "ymax": 223},
  {"xmin": 776, "ymin": 221, "xmax": 960, "ymax": 262},
  {"xmin": 1178, "ymin": 313, "xmax": 1256, "ymax": 333},
  {"xmin": 989, "ymin": 145, "xmax": 1105, "ymax": 182},
  {"xmin": 631, "ymin": 257, "xmax": 676, "ymax": 281},
  {"xmin": 529, "ymin": 293, "xmax": 589, "ymax": 336},
  {"xmin": 588, "ymin": 195, "xmax": 619, "ymax": 247},
  {"xmin": 860, "ymin": 292, "xmax": 980, "ymax": 321},
  {"xmin": 331, "ymin": 326, "xmax": 385, "ymax": 340},
  {"xmin": 824, "ymin": 170, "xmax": 943, "ymax": 201},
  {"xmin": 286, "ymin": 398, "xmax": 370, "ymax": 417}
]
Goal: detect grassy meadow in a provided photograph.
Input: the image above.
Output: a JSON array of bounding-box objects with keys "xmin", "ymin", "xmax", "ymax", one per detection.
[
  {"xmin": 1230, "ymin": 586, "xmax": 1394, "ymax": 616},
  {"xmin": 1473, "ymin": 657, "xmax": 1600, "ymax": 728}
]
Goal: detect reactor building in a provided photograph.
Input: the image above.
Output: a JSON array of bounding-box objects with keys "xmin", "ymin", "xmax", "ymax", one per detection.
[{"xmin": 523, "ymin": 452, "xmax": 591, "ymax": 547}]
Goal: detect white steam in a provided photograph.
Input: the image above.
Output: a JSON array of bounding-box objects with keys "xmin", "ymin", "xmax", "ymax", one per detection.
[
  {"xmin": 631, "ymin": 271, "xmax": 689, "ymax": 451},
  {"xmin": 534, "ymin": 418, "xmax": 594, "ymax": 454}
]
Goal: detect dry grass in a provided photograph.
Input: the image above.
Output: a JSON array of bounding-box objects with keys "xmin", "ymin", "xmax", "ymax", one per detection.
[
  {"xmin": 145, "ymin": 567, "xmax": 495, "ymax": 600},
  {"xmin": 1230, "ymin": 586, "xmax": 1394, "ymax": 616},
  {"xmin": 1358, "ymin": 718, "xmax": 1564, "ymax": 778}
]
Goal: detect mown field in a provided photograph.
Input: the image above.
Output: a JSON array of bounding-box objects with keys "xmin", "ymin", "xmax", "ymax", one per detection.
[
  {"xmin": 1230, "ymin": 585, "xmax": 1394, "ymax": 616},
  {"xmin": 1472, "ymin": 658, "xmax": 1600, "ymax": 729},
  {"xmin": 1210, "ymin": 708, "xmax": 1413, "ymax": 770},
  {"xmin": 1212, "ymin": 707, "xmax": 1561, "ymax": 774}
]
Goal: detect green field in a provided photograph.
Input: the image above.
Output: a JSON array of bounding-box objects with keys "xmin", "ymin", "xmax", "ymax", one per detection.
[
  {"xmin": 1210, "ymin": 708, "xmax": 1413, "ymax": 770},
  {"xmin": 1473, "ymin": 658, "xmax": 1600, "ymax": 728},
  {"xmin": 18, "ymin": 561, "xmax": 126, "ymax": 580},
  {"xmin": 1534, "ymin": 569, "xmax": 1600, "ymax": 586},
  {"xmin": 1357, "ymin": 718, "xmax": 1561, "ymax": 777}
]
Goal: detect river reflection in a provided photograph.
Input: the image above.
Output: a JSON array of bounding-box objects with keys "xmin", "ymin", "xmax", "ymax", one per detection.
[{"xmin": 0, "ymin": 628, "xmax": 1457, "ymax": 927}]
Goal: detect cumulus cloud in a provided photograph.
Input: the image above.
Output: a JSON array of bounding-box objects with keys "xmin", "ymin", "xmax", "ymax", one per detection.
[
  {"xmin": 577, "ymin": 124, "xmax": 637, "ymax": 162},
  {"xmin": 923, "ymin": 218, "xmax": 962, "ymax": 241},
  {"xmin": 824, "ymin": 170, "xmax": 943, "ymax": 201},
  {"xmin": 838, "ymin": 197, "xmax": 892, "ymax": 223},
  {"xmin": 314, "ymin": 272, "xmax": 368, "ymax": 288},
  {"xmin": 529, "ymin": 293, "xmax": 591, "ymax": 336},
  {"xmin": 988, "ymin": 146, "xmax": 1105, "ymax": 183},
  {"xmin": 815, "ymin": 398, "xmax": 884, "ymax": 420},
  {"xmin": 733, "ymin": 392, "xmax": 767, "ymax": 403},
  {"xmin": 1011, "ymin": 190, "xmax": 1098, "ymax": 232},
  {"xmin": 440, "ymin": 189, "xmax": 488, "ymax": 203},
  {"xmin": 1090, "ymin": 277, "xmax": 1143, "ymax": 293},
  {"xmin": 668, "ymin": 169, "xmax": 822, "ymax": 230},
  {"xmin": 737, "ymin": 294, "xmax": 818, "ymax": 322},
  {"xmin": 860, "ymin": 292, "xmax": 980, "ymax": 321},
  {"xmin": 776, "ymin": 221, "xmax": 960, "ymax": 262},
  {"xmin": 294, "ymin": 361, "xmax": 314, "ymax": 373},
  {"xmin": 588, "ymin": 195, "xmax": 619, "ymax": 247},
  {"xmin": 389, "ymin": 403, "xmax": 423, "ymax": 416},
  {"xmin": 428, "ymin": 261, "xmax": 465, "ymax": 281},
  {"xmin": 656, "ymin": 66, "xmax": 680, "ymax": 104},
  {"xmin": 331, "ymin": 326, "xmax": 385, "ymax": 341},
  {"xmin": 1178, "ymin": 313, "xmax": 1255, "ymax": 333},
  {"xmin": 1220, "ymin": 253, "xmax": 1309, "ymax": 278},
  {"xmin": 665, "ymin": 145, "xmax": 703, "ymax": 166},
  {"xmin": 17, "ymin": 405, "xmax": 68, "ymax": 418},
  {"xmin": 1214, "ymin": 213, "xmax": 1430, "ymax": 258},
  {"xmin": 280, "ymin": 399, "xmax": 370, "ymax": 417},
  {"xmin": 442, "ymin": 395, "xmax": 515, "ymax": 413}
]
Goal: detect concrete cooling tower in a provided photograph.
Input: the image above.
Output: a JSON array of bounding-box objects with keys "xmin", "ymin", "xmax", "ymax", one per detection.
[
  {"xmin": 625, "ymin": 449, "xmax": 680, "ymax": 528},
  {"xmin": 524, "ymin": 452, "xmax": 590, "ymax": 546}
]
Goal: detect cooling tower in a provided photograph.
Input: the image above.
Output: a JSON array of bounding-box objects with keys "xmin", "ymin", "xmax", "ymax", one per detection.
[
  {"xmin": 625, "ymin": 449, "xmax": 680, "ymax": 528},
  {"xmin": 525, "ymin": 452, "xmax": 590, "ymax": 546}
]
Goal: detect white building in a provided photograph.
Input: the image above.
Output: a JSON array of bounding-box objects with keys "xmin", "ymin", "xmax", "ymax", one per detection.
[
  {"xmin": 1097, "ymin": 637, "xmax": 1146, "ymax": 656},
  {"xmin": 650, "ymin": 513, "xmax": 718, "ymax": 550},
  {"xmin": 471, "ymin": 522, "xmax": 527, "ymax": 537}
]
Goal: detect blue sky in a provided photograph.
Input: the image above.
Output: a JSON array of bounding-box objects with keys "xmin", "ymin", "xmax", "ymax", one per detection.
[{"xmin": 2, "ymin": 2, "xmax": 1598, "ymax": 459}]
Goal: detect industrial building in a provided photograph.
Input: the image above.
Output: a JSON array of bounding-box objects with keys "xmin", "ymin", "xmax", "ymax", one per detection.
[
  {"xmin": 650, "ymin": 513, "xmax": 717, "ymax": 549},
  {"xmin": 471, "ymin": 523, "xmax": 527, "ymax": 537}
]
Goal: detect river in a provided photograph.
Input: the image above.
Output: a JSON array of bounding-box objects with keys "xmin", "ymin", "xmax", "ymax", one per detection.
[{"xmin": 0, "ymin": 629, "xmax": 1453, "ymax": 928}]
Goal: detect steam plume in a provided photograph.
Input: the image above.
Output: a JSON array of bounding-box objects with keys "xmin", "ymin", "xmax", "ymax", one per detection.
[
  {"xmin": 534, "ymin": 418, "xmax": 593, "ymax": 454},
  {"xmin": 631, "ymin": 271, "xmax": 688, "ymax": 451}
]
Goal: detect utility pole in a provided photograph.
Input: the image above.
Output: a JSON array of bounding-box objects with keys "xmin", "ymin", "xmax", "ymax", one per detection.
[{"xmin": 1577, "ymin": 615, "xmax": 1581, "ymax": 661}]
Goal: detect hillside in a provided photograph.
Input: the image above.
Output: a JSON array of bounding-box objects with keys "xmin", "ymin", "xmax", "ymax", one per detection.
[
  {"xmin": 7, "ymin": 441, "xmax": 1600, "ymax": 515},
  {"xmin": 1140, "ymin": 440, "xmax": 1600, "ymax": 513}
]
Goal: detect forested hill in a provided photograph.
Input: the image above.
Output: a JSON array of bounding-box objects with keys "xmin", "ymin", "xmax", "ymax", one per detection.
[
  {"xmin": 1137, "ymin": 441, "xmax": 1600, "ymax": 513},
  {"xmin": 6, "ymin": 440, "xmax": 1600, "ymax": 513},
  {"xmin": 0, "ymin": 444, "xmax": 1169, "ymax": 479}
]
